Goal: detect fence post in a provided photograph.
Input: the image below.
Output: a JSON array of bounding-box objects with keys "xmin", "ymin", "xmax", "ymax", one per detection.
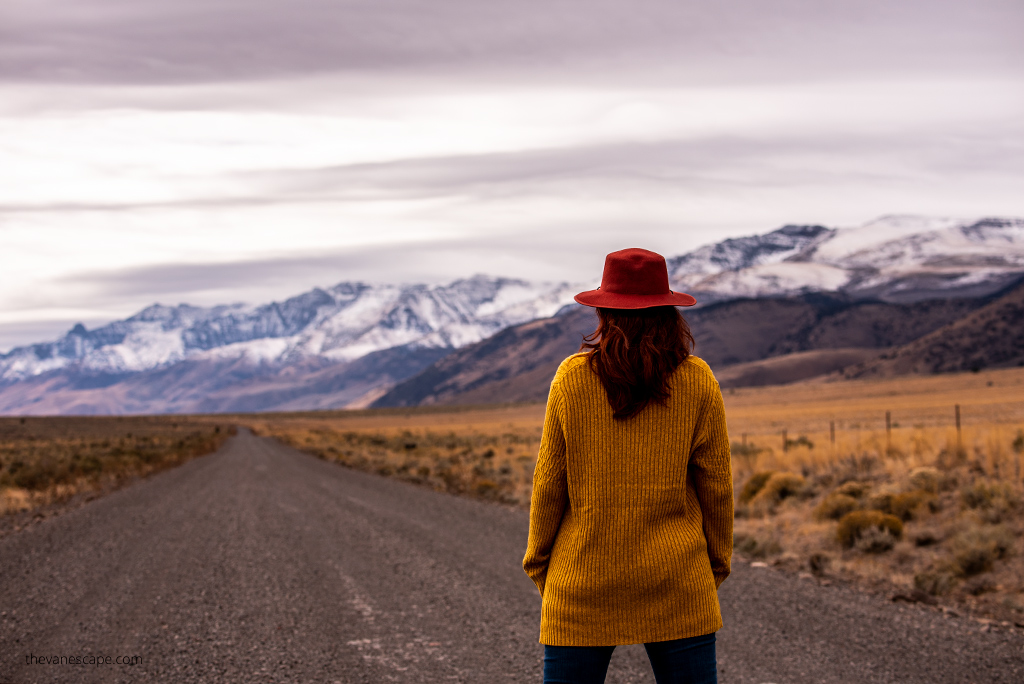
[
  {"xmin": 955, "ymin": 404, "xmax": 962, "ymax": 450},
  {"xmin": 830, "ymin": 420, "xmax": 835, "ymax": 450},
  {"xmin": 885, "ymin": 411, "xmax": 892, "ymax": 454},
  {"xmin": 782, "ymin": 429, "xmax": 788, "ymax": 453}
]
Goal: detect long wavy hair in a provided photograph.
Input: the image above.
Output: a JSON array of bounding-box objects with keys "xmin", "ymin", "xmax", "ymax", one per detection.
[{"xmin": 580, "ymin": 306, "xmax": 695, "ymax": 420}]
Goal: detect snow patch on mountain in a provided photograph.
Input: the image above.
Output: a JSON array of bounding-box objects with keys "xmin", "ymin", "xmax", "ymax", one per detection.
[
  {"xmin": 670, "ymin": 216, "xmax": 1024, "ymax": 302},
  {"xmin": 668, "ymin": 224, "xmax": 834, "ymax": 278},
  {"xmin": 814, "ymin": 216, "xmax": 1024, "ymax": 270},
  {"xmin": 689, "ymin": 262, "xmax": 851, "ymax": 300}
]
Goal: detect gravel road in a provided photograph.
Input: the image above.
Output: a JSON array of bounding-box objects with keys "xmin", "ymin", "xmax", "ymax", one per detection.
[{"xmin": 1, "ymin": 430, "xmax": 1021, "ymax": 683}]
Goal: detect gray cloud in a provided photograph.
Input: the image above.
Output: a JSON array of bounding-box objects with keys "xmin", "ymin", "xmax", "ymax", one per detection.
[
  {"xmin": 256, "ymin": 131, "xmax": 1024, "ymax": 198},
  {"xmin": 0, "ymin": 320, "xmax": 108, "ymax": 353},
  {"xmin": 53, "ymin": 236, "xmax": 611, "ymax": 299},
  {"xmin": 254, "ymin": 111, "xmax": 1024, "ymax": 227},
  {"xmin": 1, "ymin": 0, "xmax": 1020, "ymax": 85},
  {"xmin": 7, "ymin": 125, "xmax": 1018, "ymax": 214}
]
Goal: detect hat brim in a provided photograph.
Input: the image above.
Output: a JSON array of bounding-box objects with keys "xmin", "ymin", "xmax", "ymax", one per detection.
[{"xmin": 573, "ymin": 289, "xmax": 697, "ymax": 309}]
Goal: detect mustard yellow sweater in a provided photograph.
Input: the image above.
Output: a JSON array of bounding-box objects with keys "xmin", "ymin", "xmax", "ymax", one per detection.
[{"xmin": 523, "ymin": 353, "xmax": 733, "ymax": 646}]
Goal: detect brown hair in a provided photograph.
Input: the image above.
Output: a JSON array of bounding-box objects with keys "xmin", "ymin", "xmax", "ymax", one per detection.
[{"xmin": 580, "ymin": 306, "xmax": 695, "ymax": 420}]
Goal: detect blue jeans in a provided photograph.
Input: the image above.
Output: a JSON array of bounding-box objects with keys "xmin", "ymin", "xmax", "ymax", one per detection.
[{"xmin": 543, "ymin": 632, "xmax": 717, "ymax": 684}]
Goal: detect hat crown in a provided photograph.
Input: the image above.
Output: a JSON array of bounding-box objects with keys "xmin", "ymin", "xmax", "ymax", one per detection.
[
  {"xmin": 573, "ymin": 247, "xmax": 695, "ymax": 309},
  {"xmin": 600, "ymin": 248, "xmax": 671, "ymax": 296}
]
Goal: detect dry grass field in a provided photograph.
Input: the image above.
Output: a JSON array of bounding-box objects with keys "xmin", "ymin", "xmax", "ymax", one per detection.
[
  {"xmin": 245, "ymin": 366, "xmax": 1024, "ymax": 625},
  {"xmin": 0, "ymin": 416, "xmax": 233, "ymax": 525},
  {"xmin": 723, "ymin": 366, "xmax": 1024, "ymax": 626},
  {"xmin": 242, "ymin": 404, "xmax": 546, "ymax": 505}
]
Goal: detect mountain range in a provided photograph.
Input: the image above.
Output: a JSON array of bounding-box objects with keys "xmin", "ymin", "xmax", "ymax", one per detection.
[
  {"xmin": 371, "ymin": 280, "xmax": 1024, "ymax": 407},
  {"xmin": 2, "ymin": 215, "xmax": 1022, "ymax": 415},
  {"xmin": 668, "ymin": 215, "xmax": 1024, "ymax": 303}
]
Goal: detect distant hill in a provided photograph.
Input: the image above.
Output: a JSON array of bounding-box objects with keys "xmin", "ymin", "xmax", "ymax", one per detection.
[
  {"xmin": 370, "ymin": 308, "xmax": 598, "ymax": 407},
  {"xmin": 843, "ymin": 278, "xmax": 1024, "ymax": 378},
  {"xmin": 371, "ymin": 291, "xmax": 989, "ymax": 407},
  {"xmin": 712, "ymin": 349, "xmax": 879, "ymax": 388}
]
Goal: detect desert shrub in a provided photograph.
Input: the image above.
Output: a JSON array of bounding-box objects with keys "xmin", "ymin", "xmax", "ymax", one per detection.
[
  {"xmin": 473, "ymin": 480, "xmax": 499, "ymax": 498},
  {"xmin": 961, "ymin": 481, "xmax": 1018, "ymax": 523},
  {"xmin": 784, "ymin": 435, "xmax": 814, "ymax": 450},
  {"xmin": 855, "ymin": 526, "xmax": 899, "ymax": 553},
  {"xmin": 868, "ymin": 490, "xmax": 932, "ymax": 521},
  {"xmin": 734, "ymin": 533, "xmax": 782, "ymax": 559},
  {"xmin": 964, "ymin": 575, "xmax": 997, "ymax": 596},
  {"xmin": 914, "ymin": 570, "xmax": 957, "ymax": 596},
  {"xmin": 950, "ymin": 525, "xmax": 1014, "ymax": 576},
  {"xmin": 731, "ymin": 442, "xmax": 764, "ymax": 472},
  {"xmin": 760, "ymin": 473, "xmax": 807, "ymax": 502},
  {"xmin": 961, "ymin": 480, "xmax": 1017, "ymax": 508},
  {"xmin": 749, "ymin": 472, "xmax": 807, "ymax": 511},
  {"xmin": 938, "ymin": 445, "xmax": 968, "ymax": 469},
  {"xmin": 835, "ymin": 452, "xmax": 881, "ymax": 478},
  {"xmin": 836, "ymin": 510, "xmax": 903, "ymax": 549},
  {"xmin": 808, "ymin": 552, "xmax": 831, "ymax": 575},
  {"xmin": 10, "ymin": 456, "xmax": 72, "ymax": 491},
  {"xmin": 941, "ymin": 471, "xmax": 961, "ymax": 491},
  {"xmin": 912, "ymin": 529, "xmax": 942, "ymax": 547},
  {"xmin": 866, "ymin": 492, "xmax": 890, "ymax": 511},
  {"xmin": 814, "ymin": 492, "xmax": 859, "ymax": 521},
  {"xmin": 835, "ymin": 481, "xmax": 868, "ymax": 498},
  {"xmin": 739, "ymin": 471, "xmax": 776, "ymax": 503},
  {"xmin": 1013, "ymin": 430, "xmax": 1024, "ymax": 455},
  {"xmin": 908, "ymin": 466, "xmax": 940, "ymax": 493},
  {"xmin": 891, "ymin": 491, "xmax": 934, "ymax": 520},
  {"xmin": 812, "ymin": 472, "xmax": 835, "ymax": 489},
  {"xmin": 730, "ymin": 442, "xmax": 763, "ymax": 458}
]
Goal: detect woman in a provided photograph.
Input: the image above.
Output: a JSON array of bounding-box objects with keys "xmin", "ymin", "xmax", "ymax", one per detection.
[{"xmin": 523, "ymin": 248, "xmax": 733, "ymax": 684}]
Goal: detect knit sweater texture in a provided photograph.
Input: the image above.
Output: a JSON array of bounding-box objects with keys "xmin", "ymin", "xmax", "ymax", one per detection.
[{"xmin": 523, "ymin": 353, "xmax": 733, "ymax": 646}]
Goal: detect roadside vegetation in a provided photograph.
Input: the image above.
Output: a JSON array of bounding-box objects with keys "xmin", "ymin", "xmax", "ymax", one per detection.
[
  {"xmin": 726, "ymin": 366, "xmax": 1024, "ymax": 627},
  {"xmin": 243, "ymin": 406, "xmax": 542, "ymax": 506},
  {"xmin": 730, "ymin": 425, "xmax": 1024, "ymax": 627},
  {"xmin": 0, "ymin": 416, "xmax": 233, "ymax": 520}
]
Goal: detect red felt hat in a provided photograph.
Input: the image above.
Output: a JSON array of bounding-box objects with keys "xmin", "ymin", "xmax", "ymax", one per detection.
[{"xmin": 574, "ymin": 248, "xmax": 696, "ymax": 309}]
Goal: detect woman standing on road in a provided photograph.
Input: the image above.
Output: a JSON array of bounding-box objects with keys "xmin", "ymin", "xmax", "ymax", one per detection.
[{"xmin": 523, "ymin": 248, "xmax": 733, "ymax": 684}]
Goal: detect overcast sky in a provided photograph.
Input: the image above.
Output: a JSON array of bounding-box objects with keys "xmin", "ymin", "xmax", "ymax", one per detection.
[{"xmin": 1, "ymin": 0, "xmax": 1023, "ymax": 351}]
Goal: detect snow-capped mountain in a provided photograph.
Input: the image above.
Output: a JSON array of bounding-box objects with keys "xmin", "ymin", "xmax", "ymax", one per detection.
[
  {"xmin": 0, "ymin": 276, "xmax": 577, "ymax": 384},
  {"xmin": 669, "ymin": 216, "xmax": 1024, "ymax": 302},
  {"xmin": 1, "ymin": 214, "xmax": 1023, "ymax": 415}
]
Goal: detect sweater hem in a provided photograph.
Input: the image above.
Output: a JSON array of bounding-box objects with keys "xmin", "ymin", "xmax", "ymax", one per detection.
[{"xmin": 539, "ymin": 620, "xmax": 723, "ymax": 648}]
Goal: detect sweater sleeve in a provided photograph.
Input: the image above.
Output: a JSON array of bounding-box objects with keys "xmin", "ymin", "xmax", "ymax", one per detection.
[
  {"xmin": 522, "ymin": 376, "xmax": 568, "ymax": 597},
  {"xmin": 689, "ymin": 378, "xmax": 734, "ymax": 588}
]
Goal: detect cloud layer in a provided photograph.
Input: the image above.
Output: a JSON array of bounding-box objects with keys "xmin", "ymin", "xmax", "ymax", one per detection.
[
  {"xmin": 1, "ymin": 0, "xmax": 1023, "ymax": 350},
  {"xmin": 3, "ymin": 0, "xmax": 1021, "ymax": 85}
]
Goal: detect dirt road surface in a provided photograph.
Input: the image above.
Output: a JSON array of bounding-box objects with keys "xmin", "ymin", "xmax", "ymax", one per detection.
[{"xmin": 1, "ymin": 431, "xmax": 1021, "ymax": 683}]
